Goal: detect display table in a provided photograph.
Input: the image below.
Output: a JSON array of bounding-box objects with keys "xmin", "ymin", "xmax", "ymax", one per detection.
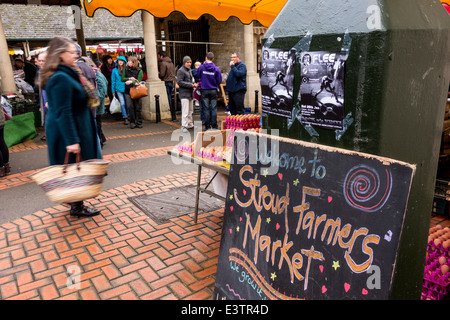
[{"xmin": 168, "ymin": 149, "xmax": 230, "ymax": 223}]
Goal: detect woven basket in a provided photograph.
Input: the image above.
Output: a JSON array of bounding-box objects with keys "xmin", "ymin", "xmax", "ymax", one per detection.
[{"xmin": 30, "ymin": 153, "xmax": 110, "ymax": 203}]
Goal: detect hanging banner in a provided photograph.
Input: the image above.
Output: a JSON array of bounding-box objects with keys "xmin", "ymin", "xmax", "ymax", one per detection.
[
  {"xmin": 261, "ymin": 49, "xmax": 296, "ymax": 118},
  {"xmin": 299, "ymin": 51, "xmax": 346, "ymax": 130}
]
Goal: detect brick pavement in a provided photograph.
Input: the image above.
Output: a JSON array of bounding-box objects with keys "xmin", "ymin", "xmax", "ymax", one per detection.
[
  {"xmin": 1, "ymin": 118, "xmax": 449, "ymax": 300},
  {"xmin": 0, "ymin": 119, "xmax": 226, "ymax": 300},
  {"xmin": 0, "ymin": 168, "xmax": 224, "ymax": 300}
]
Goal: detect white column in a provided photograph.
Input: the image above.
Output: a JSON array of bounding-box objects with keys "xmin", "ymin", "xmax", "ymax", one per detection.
[
  {"xmin": 0, "ymin": 15, "xmax": 16, "ymax": 94},
  {"xmin": 243, "ymin": 22, "xmax": 261, "ymax": 113},
  {"xmin": 141, "ymin": 11, "xmax": 171, "ymax": 121}
]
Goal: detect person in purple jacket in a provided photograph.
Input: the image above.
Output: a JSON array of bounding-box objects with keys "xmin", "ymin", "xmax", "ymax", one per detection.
[{"xmin": 197, "ymin": 52, "xmax": 222, "ymax": 131}]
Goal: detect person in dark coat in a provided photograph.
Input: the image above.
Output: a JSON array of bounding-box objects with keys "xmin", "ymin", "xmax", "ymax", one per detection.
[
  {"xmin": 176, "ymin": 56, "xmax": 198, "ymax": 133},
  {"xmin": 40, "ymin": 36, "xmax": 101, "ymax": 218},
  {"xmin": 100, "ymin": 54, "xmax": 115, "ymax": 104},
  {"xmin": 121, "ymin": 56, "xmax": 144, "ymax": 129},
  {"xmin": 197, "ymin": 52, "xmax": 222, "ymax": 130},
  {"xmin": 226, "ymin": 51, "xmax": 247, "ymax": 115}
]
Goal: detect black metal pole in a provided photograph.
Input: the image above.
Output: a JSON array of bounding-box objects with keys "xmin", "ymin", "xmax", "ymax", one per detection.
[
  {"xmin": 254, "ymin": 90, "xmax": 259, "ymax": 114},
  {"xmin": 155, "ymin": 95, "xmax": 161, "ymax": 123}
]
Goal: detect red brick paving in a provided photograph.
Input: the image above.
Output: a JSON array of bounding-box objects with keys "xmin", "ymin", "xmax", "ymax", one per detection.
[
  {"xmin": 1, "ymin": 168, "xmax": 448, "ymax": 300},
  {"xmin": 0, "ymin": 169, "xmax": 224, "ymax": 300},
  {"xmin": 1, "ymin": 120, "xmax": 449, "ymax": 300}
]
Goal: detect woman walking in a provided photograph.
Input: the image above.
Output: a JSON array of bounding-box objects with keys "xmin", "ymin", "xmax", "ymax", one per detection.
[
  {"xmin": 40, "ymin": 36, "xmax": 101, "ymax": 217},
  {"xmin": 111, "ymin": 56, "xmax": 129, "ymax": 125},
  {"xmin": 121, "ymin": 56, "xmax": 144, "ymax": 129}
]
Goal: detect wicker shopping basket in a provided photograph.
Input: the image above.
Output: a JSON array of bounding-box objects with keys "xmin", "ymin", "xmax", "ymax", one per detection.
[{"xmin": 30, "ymin": 152, "xmax": 110, "ymax": 203}]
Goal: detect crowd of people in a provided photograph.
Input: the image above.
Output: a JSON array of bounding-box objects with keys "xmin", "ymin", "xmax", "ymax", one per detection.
[
  {"xmin": 173, "ymin": 50, "xmax": 247, "ymax": 133},
  {"xmin": 1, "ymin": 36, "xmax": 249, "ymax": 219}
]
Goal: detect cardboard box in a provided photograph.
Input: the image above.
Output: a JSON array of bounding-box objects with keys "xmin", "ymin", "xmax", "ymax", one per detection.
[
  {"xmin": 193, "ymin": 130, "xmax": 233, "ymax": 165},
  {"xmin": 193, "ymin": 130, "xmax": 227, "ymax": 156}
]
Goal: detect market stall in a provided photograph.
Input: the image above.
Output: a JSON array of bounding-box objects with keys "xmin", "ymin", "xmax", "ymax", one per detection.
[{"xmin": 168, "ymin": 114, "xmax": 261, "ymax": 222}]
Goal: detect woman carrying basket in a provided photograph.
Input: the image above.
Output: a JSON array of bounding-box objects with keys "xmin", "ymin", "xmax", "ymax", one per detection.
[{"xmin": 40, "ymin": 36, "xmax": 102, "ymax": 217}]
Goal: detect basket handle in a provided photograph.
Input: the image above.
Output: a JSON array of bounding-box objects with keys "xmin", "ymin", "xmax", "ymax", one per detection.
[{"xmin": 63, "ymin": 151, "xmax": 82, "ymax": 174}]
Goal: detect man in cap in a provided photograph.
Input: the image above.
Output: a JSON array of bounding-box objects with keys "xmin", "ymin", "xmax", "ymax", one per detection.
[
  {"xmin": 176, "ymin": 56, "xmax": 198, "ymax": 133},
  {"xmin": 74, "ymin": 43, "xmax": 97, "ymax": 88}
]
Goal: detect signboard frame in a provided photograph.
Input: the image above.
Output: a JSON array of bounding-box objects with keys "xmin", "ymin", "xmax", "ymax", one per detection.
[{"xmin": 214, "ymin": 132, "xmax": 415, "ymax": 300}]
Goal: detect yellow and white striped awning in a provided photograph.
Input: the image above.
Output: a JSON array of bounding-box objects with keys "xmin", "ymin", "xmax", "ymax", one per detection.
[{"xmin": 8, "ymin": 48, "xmax": 24, "ymax": 55}]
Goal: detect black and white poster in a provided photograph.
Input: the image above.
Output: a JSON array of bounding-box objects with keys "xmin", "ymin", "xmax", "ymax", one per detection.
[
  {"xmin": 261, "ymin": 49, "xmax": 296, "ymax": 118},
  {"xmin": 299, "ymin": 51, "xmax": 346, "ymax": 130}
]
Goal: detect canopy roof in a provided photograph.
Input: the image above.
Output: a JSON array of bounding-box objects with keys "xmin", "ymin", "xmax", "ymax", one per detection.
[
  {"xmin": 82, "ymin": 0, "xmax": 288, "ymax": 27},
  {"xmin": 0, "ymin": 0, "xmax": 79, "ymax": 5}
]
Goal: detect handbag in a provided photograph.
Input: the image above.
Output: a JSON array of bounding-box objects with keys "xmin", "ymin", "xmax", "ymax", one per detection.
[
  {"xmin": 30, "ymin": 152, "xmax": 110, "ymax": 203},
  {"xmin": 130, "ymin": 82, "xmax": 148, "ymax": 99}
]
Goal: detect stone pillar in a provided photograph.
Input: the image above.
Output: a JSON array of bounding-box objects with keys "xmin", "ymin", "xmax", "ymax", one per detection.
[
  {"xmin": 243, "ymin": 22, "xmax": 261, "ymax": 113},
  {"xmin": 141, "ymin": 11, "xmax": 171, "ymax": 121},
  {"xmin": 0, "ymin": 15, "xmax": 16, "ymax": 94}
]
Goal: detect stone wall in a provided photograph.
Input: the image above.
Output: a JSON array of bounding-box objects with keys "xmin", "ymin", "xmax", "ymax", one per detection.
[
  {"xmin": 208, "ymin": 16, "xmax": 245, "ymax": 75},
  {"xmin": 0, "ymin": 4, "xmax": 143, "ymax": 41}
]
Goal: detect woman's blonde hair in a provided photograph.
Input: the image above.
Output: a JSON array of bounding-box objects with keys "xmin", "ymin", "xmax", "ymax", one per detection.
[
  {"xmin": 128, "ymin": 56, "xmax": 139, "ymax": 69},
  {"xmin": 40, "ymin": 36, "xmax": 76, "ymax": 86}
]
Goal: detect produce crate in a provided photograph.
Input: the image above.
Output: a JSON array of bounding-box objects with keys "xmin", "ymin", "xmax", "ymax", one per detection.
[
  {"xmin": 193, "ymin": 130, "xmax": 233, "ymax": 166},
  {"xmin": 435, "ymin": 179, "xmax": 450, "ymax": 198},
  {"xmin": 9, "ymin": 97, "xmax": 37, "ymax": 116},
  {"xmin": 432, "ymin": 196, "xmax": 450, "ymax": 216},
  {"xmin": 421, "ymin": 226, "xmax": 450, "ymax": 300}
]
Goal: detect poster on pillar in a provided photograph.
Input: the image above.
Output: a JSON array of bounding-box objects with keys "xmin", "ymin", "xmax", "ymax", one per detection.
[
  {"xmin": 213, "ymin": 131, "xmax": 415, "ymax": 300},
  {"xmin": 299, "ymin": 51, "xmax": 346, "ymax": 130},
  {"xmin": 260, "ymin": 49, "xmax": 296, "ymax": 118}
]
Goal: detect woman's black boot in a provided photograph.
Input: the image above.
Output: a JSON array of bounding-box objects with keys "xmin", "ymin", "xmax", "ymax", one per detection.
[{"xmin": 70, "ymin": 201, "xmax": 100, "ymax": 217}]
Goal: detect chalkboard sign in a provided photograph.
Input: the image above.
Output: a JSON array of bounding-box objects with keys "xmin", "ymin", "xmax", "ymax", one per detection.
[{"xmin": 213, "ymin": 132, "xmax": 415, "ymax": 300}]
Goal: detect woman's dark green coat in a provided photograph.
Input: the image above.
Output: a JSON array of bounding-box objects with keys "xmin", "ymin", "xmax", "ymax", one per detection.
[{"xmin": 45, "ymin": 64, "xmax": 99, "ymax": 165}]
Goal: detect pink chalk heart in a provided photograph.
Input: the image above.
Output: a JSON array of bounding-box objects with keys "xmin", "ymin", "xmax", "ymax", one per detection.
[
  {"xmin": 344, "ymin": 283, "xmax": 350, "ymax": 292},
  {"xmin": 319, "ymin": 265, "xmax": 324, "ymax": 273},
  {"xmin": 322, "ymin": 285, "xmax": 327, "ymax": 294},
  {"xmin": 229, "ymin": 228, "xmax": 233, "ymax": 234},
  {"xmin": 230, "ymin": 206, "xmax": 234, "ymax": 212},
  {"xmin": 328, "ymin": 196, "xmax": 333, "ymax": 203},
  {"xmin": 276, "ymin": 223, "xmax": 280, "ymax": 230},
  {"xmin": 243, "ymin": 189, "xmax": 246, "ymax": 196},
  {"xmin": 362, "ymin": 288, "xmax": 368, "ymax": 295},
  {"xmin": 240, "ymin": 217, "xmax": 242, "ymax": 222},
  {"xmin": 278, "ymin": 173, "xmax": 283, "ymax": 180}
]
